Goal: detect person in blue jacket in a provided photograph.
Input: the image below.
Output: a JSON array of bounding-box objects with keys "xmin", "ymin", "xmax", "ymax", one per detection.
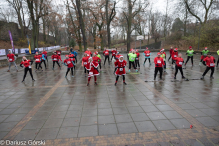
[
  {"xmin": 71, "ymin": 50, "xmax": 78, "ymax": 63},
  {"xmin": 40, "ymin": 52, "xmax": 47, "ymax": 69}
]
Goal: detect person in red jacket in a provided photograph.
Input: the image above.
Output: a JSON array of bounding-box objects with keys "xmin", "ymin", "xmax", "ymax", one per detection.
[
  {"xmin": 201, "ymin": 53, "xmax": 215, "ymax": 79},
  {"xmin": 7, "ymin": 50, "xmax": 18, "ymax": 72},
  {"xmin": 154, "ymin": 53, "xmax": 165, "ymax": 80},
  {"xmin": 143, "ymin": 47, "xmax": 151, "ymax": 66},
  {"xmin": 63, "ymin": 56, "xmax": 75, "ymax": 78},
  {"xmin": 56, "ymin": 50, "xmax": 61, "ymax": 56},
  {"xmin": 34, "ymin": 52, "xmax": 43, "ymax": 71},
  {"xmin": 82, "ymin": 53, "xmax": 89, "ymax": 76},
  {"xmin": 114, "ymin": 55, "xmax": 127, "ymax": 86},
  {"xmin": 85, "ymin": 48, "xmax": 92, "ymax": 57},
  {"xmin": 174, "ymin": 54, "xmax": 185, "ymax": 79},
  {"xmin": 86, "ymin": 57, "xmax": 100, "ymax": 86},
  {"xmin": 103, "ymin": 49, "xmax": 110, "ymax": 65},
  {"xmin": 42, "ymin": 49, "xmax": 48, "ymax": 62},
  {"xmin": 168, "ymin": 47, "xmax": 173, "ymax": 61},
  {"xmin": 51, "ymin": 52, "xmax": 62, "ymax": 69},
  {"xmin": 171, "ymin": 48, "xmax": 179, "ymax": 69},
  {"xmin": 111, "ymin": 49, "xmax": 117, "ymax": 61},
  {"xmin": 68, "ymin": 52, "xmax": 75, "ymax": 69},
  {"xmin": 135, "ymin": 49, "xmax": 140, "ymax": 68},
  {"xmin": 20, "ymin": 56, "xmax": 35, "ymax": 82}
]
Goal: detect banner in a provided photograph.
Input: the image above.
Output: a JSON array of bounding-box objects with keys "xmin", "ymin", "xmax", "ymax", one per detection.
[
  {"xmin": 26, "ymin": 35, "xmax": 31, "ymax": 54},
  {"xmin": 8, "ymin": 31, "xmax": 15, "ymax": 53}
]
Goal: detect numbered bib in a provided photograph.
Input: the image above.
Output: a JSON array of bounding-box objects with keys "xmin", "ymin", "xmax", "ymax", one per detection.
[
  {"xmin": 189, "ymin": 52, "xmax": 192, "ymax": 54},
  {"xmin": 179, "ymin": 62, "xmax": 182, "ymax": 65},
  {"xmin": 131, "ymin": 58, "xmax": 134, "ymax": 60},
  {"xmin": 54, "ymin": 58, "xmax": 57, "ymax": 60},
  {"xmin": 147, "ymin": 54, "xmax": 149, "ymax": 56},
  {"xmin": 136, "ymin": 58, "xmax": 139, "ymax": 60},
  {"xmin": 157, "ymin": 60, "xmax": 161, "ymax": 63},
  {"xmin": 9, "ymin": 59, "xmax": 12, "ymax": 61},
  {"xmin": 36, "ymin": 59, "xmax": 40, "ymax": 61},
  {"xmin": 119, "ymin": 68, "xmax": 123, "ymax": 71},
  {"xmin": 89, "ymin": 72, "xmax": 93, "ymax": 75},
  {"xmin": 210, "ymin": 63, "xmax": 214, "ymax": 66},
  {"xmin": 67, "ymin": 61, "xmax": 71, "ymax": 64},
  {"xmin": 29, "ymin": 65, "xmax": 31, "ymax": 68},
  {"xmin": 174, "ymin": 55, "xmax": 177, "ymax": 57},
  {"xmin": 84, "ymin": 62, "xmax": 87, "ymax": 65}
]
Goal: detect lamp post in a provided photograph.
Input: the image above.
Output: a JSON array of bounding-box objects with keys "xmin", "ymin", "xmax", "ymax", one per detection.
[{"xmin": 196, "ymin": 20, "xmax": 201, "ymax": 50}]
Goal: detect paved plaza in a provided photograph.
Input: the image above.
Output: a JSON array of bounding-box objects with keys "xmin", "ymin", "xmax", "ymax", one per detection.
[{"xmin": 0, "ymin": 52, "xmax": 219, "ymax": 145}]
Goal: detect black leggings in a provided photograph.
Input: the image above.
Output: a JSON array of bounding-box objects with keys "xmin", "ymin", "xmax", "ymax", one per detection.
[
  {"xmin": 41, "ymin": 60, "xmax": 46, "ymax": 68},
  {"xmin": 163, "ymin": 61, "xmax": 166, "ymax": 69},
  {"xmin": 168, "ymin": 55, "xmax": 172, "ymax": 61},
  {"xmin": 35, "ymin": 62, "xmax": 42, "ymax": 70},
  {"xmin": 144, "ymin": 58, "xmax": 150, "ymax": 64},
  {"xmin": 202, "ymin": 67, "xmax": 214, "ymax": 77},
  {"xmin": 99, "ymin": 63, "xmax": 101, "ymax": 69},
  {"xmin": 104, "ymin": 56, "xmax": 110, "ymax": 65},
  {"xmin": 75, "ymin": 57, "xmax": 77, "ymax": 63},
  {"xmin": 129, "ymin": 61, "xmax": 136, "ymax": 69},
  {"xmin": 185, "ymin": 56, "xmax": 193, "ymax": 65},
  {"xmin": 84, "ymin": 66, "xmax": 89, "ymax": 74},
  {"xmin": 23, "ymin": 67, "xmax": 34, "ymax": 81},
  {"xmin": 116, "ymin": 75, "xmax": 125, "ymax": 82},
  {"xmin": 111, "ymin": 55, "xmax": 116, "ymax": 60},
  {"xmin": 66, "ymin": 67, "xmax": 73, "ymax": 76},
  {"xmin": 135, "ymin": 60, "xmax": 140, "ymax": 68},
  {"xmin": 53, "ymin": 61, "xmax": 60, "ymax": 68},
  {"xmin": 154, "ymin": 67, "xmax": 163, "ymax": 79},
  {"xmin": 172, "ymin": 59, "xmax": 175, "ymax": 65},
  {"xmin": 175, "ymin": 66, "xmax": 184, "ymax": 77}
]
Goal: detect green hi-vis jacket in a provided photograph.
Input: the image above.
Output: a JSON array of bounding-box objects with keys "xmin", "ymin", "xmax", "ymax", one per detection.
[
  {"xmin": 202, "ymin": 50, "xmax": 209, "ymax": 55},
  {"xmin": 161, "ymin": 54, "xmax": 166, "ymax": 61},
  {"xmin": 128, "ymin": 53, "xmax": 137, "ymax": 62},
  {"xmin": 187, "ymin": 50, "xmax": 194, "ymax": 56},
  {"xmin": 217, "ymin": 50, "xmax": 219, "ymax": 55}
]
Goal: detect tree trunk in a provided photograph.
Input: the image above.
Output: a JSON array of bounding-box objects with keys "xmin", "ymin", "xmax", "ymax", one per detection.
[
  {"xmin": 126, "ymin": 0, "xmax": 132, "ymax": 51},
  {"xmin": 76, "ymin": 0, "xmax": 87, "ymax": 51}
]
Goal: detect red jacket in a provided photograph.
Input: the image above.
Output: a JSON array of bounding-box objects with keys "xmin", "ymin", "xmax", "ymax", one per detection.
[
  {"xmin": 135, "ymin": 52, "xmax": 140, "ymax": 60},
  {"xmin": 171, "ymin": 51, "xmax": 178, "ymax": 60},
  {"xmin": 154, "ymin": 57, "xmax": 165, "ymax": 67},
  {"xmin": 203, "ymin": 56, "xmax": 215, "ymax": 67},
  {"xmin": 175, "ymin": 57, "xmax": 184, "ymax": 67},
  {"xmin": 42, "ymin": 51, "xmax": 47, "ymax": 55},
  {"xmin": 144, "ymin": 50, "xmax": 150, "ymax": 57},
  {"xmin": 64, "ymin": 58, "xmax": 74, "ymax": 68},
  {"xmin": 114, "ymin": 59, "xmax": 127, "ymax": 67},
  {"xmin": 92, "ymin": 56, "xmax": 101, "ymax": 63},
  {"xmin": 34, "ymin": 55, "xmax": 41, "ymax": 63},
  {"xmin": 170, "ymin": 49, "xmax": 173, "ymax": 54},
  {"xmin": 7, "ymin": 54, "xmax": 15, "ymax": 62},
  {"xmin": 103, "ymin": 50, "xmax": 109, "ymax": 56},
  {"xmin": 85, "ymin": 51, "xmax": 92, "ymax": 57},
  {"xmin": 68, "ymin": 54, "xmax": 75, "ymax": 61},
  {"xmin": 115, "ymin": 54, "xmax": 121, "ymax": 60},
  {"xmin": 20, "ymin": 60, "xmax": 31, "ymax": 68},
  {"xmin": 51, "ymin": 54, "xmax": 62, "ymax": 61},
  {"xmin": 82, "ymin": 56, "xmax": 89, "ymax": 66},
  {"xmin": 111, "ymin": 50, "xmax": 117, "ymax": 56}
]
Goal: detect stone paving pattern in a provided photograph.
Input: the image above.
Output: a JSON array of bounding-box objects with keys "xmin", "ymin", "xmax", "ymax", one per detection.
[{"xmin": 0, "ymin": 52, "xmax": 219, "ymax": 145}]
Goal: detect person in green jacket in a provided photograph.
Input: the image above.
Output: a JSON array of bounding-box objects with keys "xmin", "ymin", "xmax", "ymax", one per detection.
[
  {"xmin": 217, "ymin": 50, "xmax": 219, "ymax": 67},
  {"xmin": 96, "ymin": 51, "xmax": 101, "ymax": 70},
  {"xmin": 185, "ymin": 46, "xmax": 195, "ymax": 66},
  {"xmin": 199, "ymin": 47, "xmax": 209, "ymax": 65},
  {"xmin": 128, "ymin": 50, "xmax": 138, "ymax": 72},
  {"xmin": 160, "ymin": 50, "xmax": 166, "ymax": 72}
]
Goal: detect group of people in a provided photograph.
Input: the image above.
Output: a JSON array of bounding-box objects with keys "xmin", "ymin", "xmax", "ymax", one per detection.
[{"xmin": 6, "ymin": 46, "xmax": 219, "ymax": 84}]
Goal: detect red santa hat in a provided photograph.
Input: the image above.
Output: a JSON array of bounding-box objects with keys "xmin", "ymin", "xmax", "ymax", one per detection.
[
  {"xmin": 157, "ymin": 53, "xmax": 161, "ymax": 56},
  {"xmin": 119, "ymin": 55, "xmax": 123, "ymax": 58},
  {"xmin": 189, "ymin": 46, "xmax": 192, "ymax": 49},
  {"xmin": 174, "ymin": 48, "xmax": 178, "ymax": 51}
]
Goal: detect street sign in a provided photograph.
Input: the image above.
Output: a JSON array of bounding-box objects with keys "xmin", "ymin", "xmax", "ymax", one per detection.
[{"xmin": 136, "ymin": 35, "xmax": 144, "ymax": 40}]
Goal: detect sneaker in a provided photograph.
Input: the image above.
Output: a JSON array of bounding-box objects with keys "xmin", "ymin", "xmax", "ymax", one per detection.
[
  {"xmin": 72, "ymin": 75, "xmax": 74, "ymax": 77},
  {"xmin": 171, "ymin": 66, "xmax": 174, "ymax": 69},
  {"xmin": 115, "ymin": 82, "xmax": 117, "ymax": 86},
  {"xmin": 136, "ymin": 69, "xmax": 138, "ymax": 72},
  {"xmin": 199, "ymin": 62, "xmax": 202, "ymax": 66},
  {"xmin": 65, "ymin": 76, "xmax": 67, "ymax": 78},
  {"xmin": 60, "ymin": 67, "xmax": 61, "ymax": 69},
  {"xmin": 154, "ymin": 78, "xmax": 156, "ymax": 80},
  {"xmin": 143, "ymin": 63, "xmax": 145, "ymax": 66},
  {"xmin": 123, "ymin": 82, "xmax": 127, "ymax": 85},
  {"xmin": 7, "ymin": 70, "xmax": 10, "ymax": 72},
  {"xmin": 210, "ymin": 76, "xmax": 214, "ymax": 79},
  {"xmin": 87, "ymin": 83, "xmax": 89, "ymax": 86},
  {"xmin": 150, "ymin": 63, "xmax": 151, "ymax": 66},
  {"xmin": 35, "ymin": 70, "xmax": 37, "ymax": 72},
  {"xmin": 95, "ymin": 82, "xmax": 98, "ymax": 85},
  {"xmin": 32, "ymin": 79, "xmax": 35, "ymax": 81},
  {"xmin": 174, "ymin": 77, "xmax": 176, "ymax": 79},
  {"xmin": 182, "ymin": 76, "xmax": 185, "ymax": 79},
  {"xmin": 21, "ymin": 80, "xmax": 24, "ymax": 82},
  {"xmin": 128, "ymin": 70, "xmax": 130, "ymax": 72},
  {"xmin": 200, "ymin": 76, "xmax": 204, "ymax": 80},
  {"xmin": 52, "ymin": 68, "xmax": 54, "ymax": 70}
]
